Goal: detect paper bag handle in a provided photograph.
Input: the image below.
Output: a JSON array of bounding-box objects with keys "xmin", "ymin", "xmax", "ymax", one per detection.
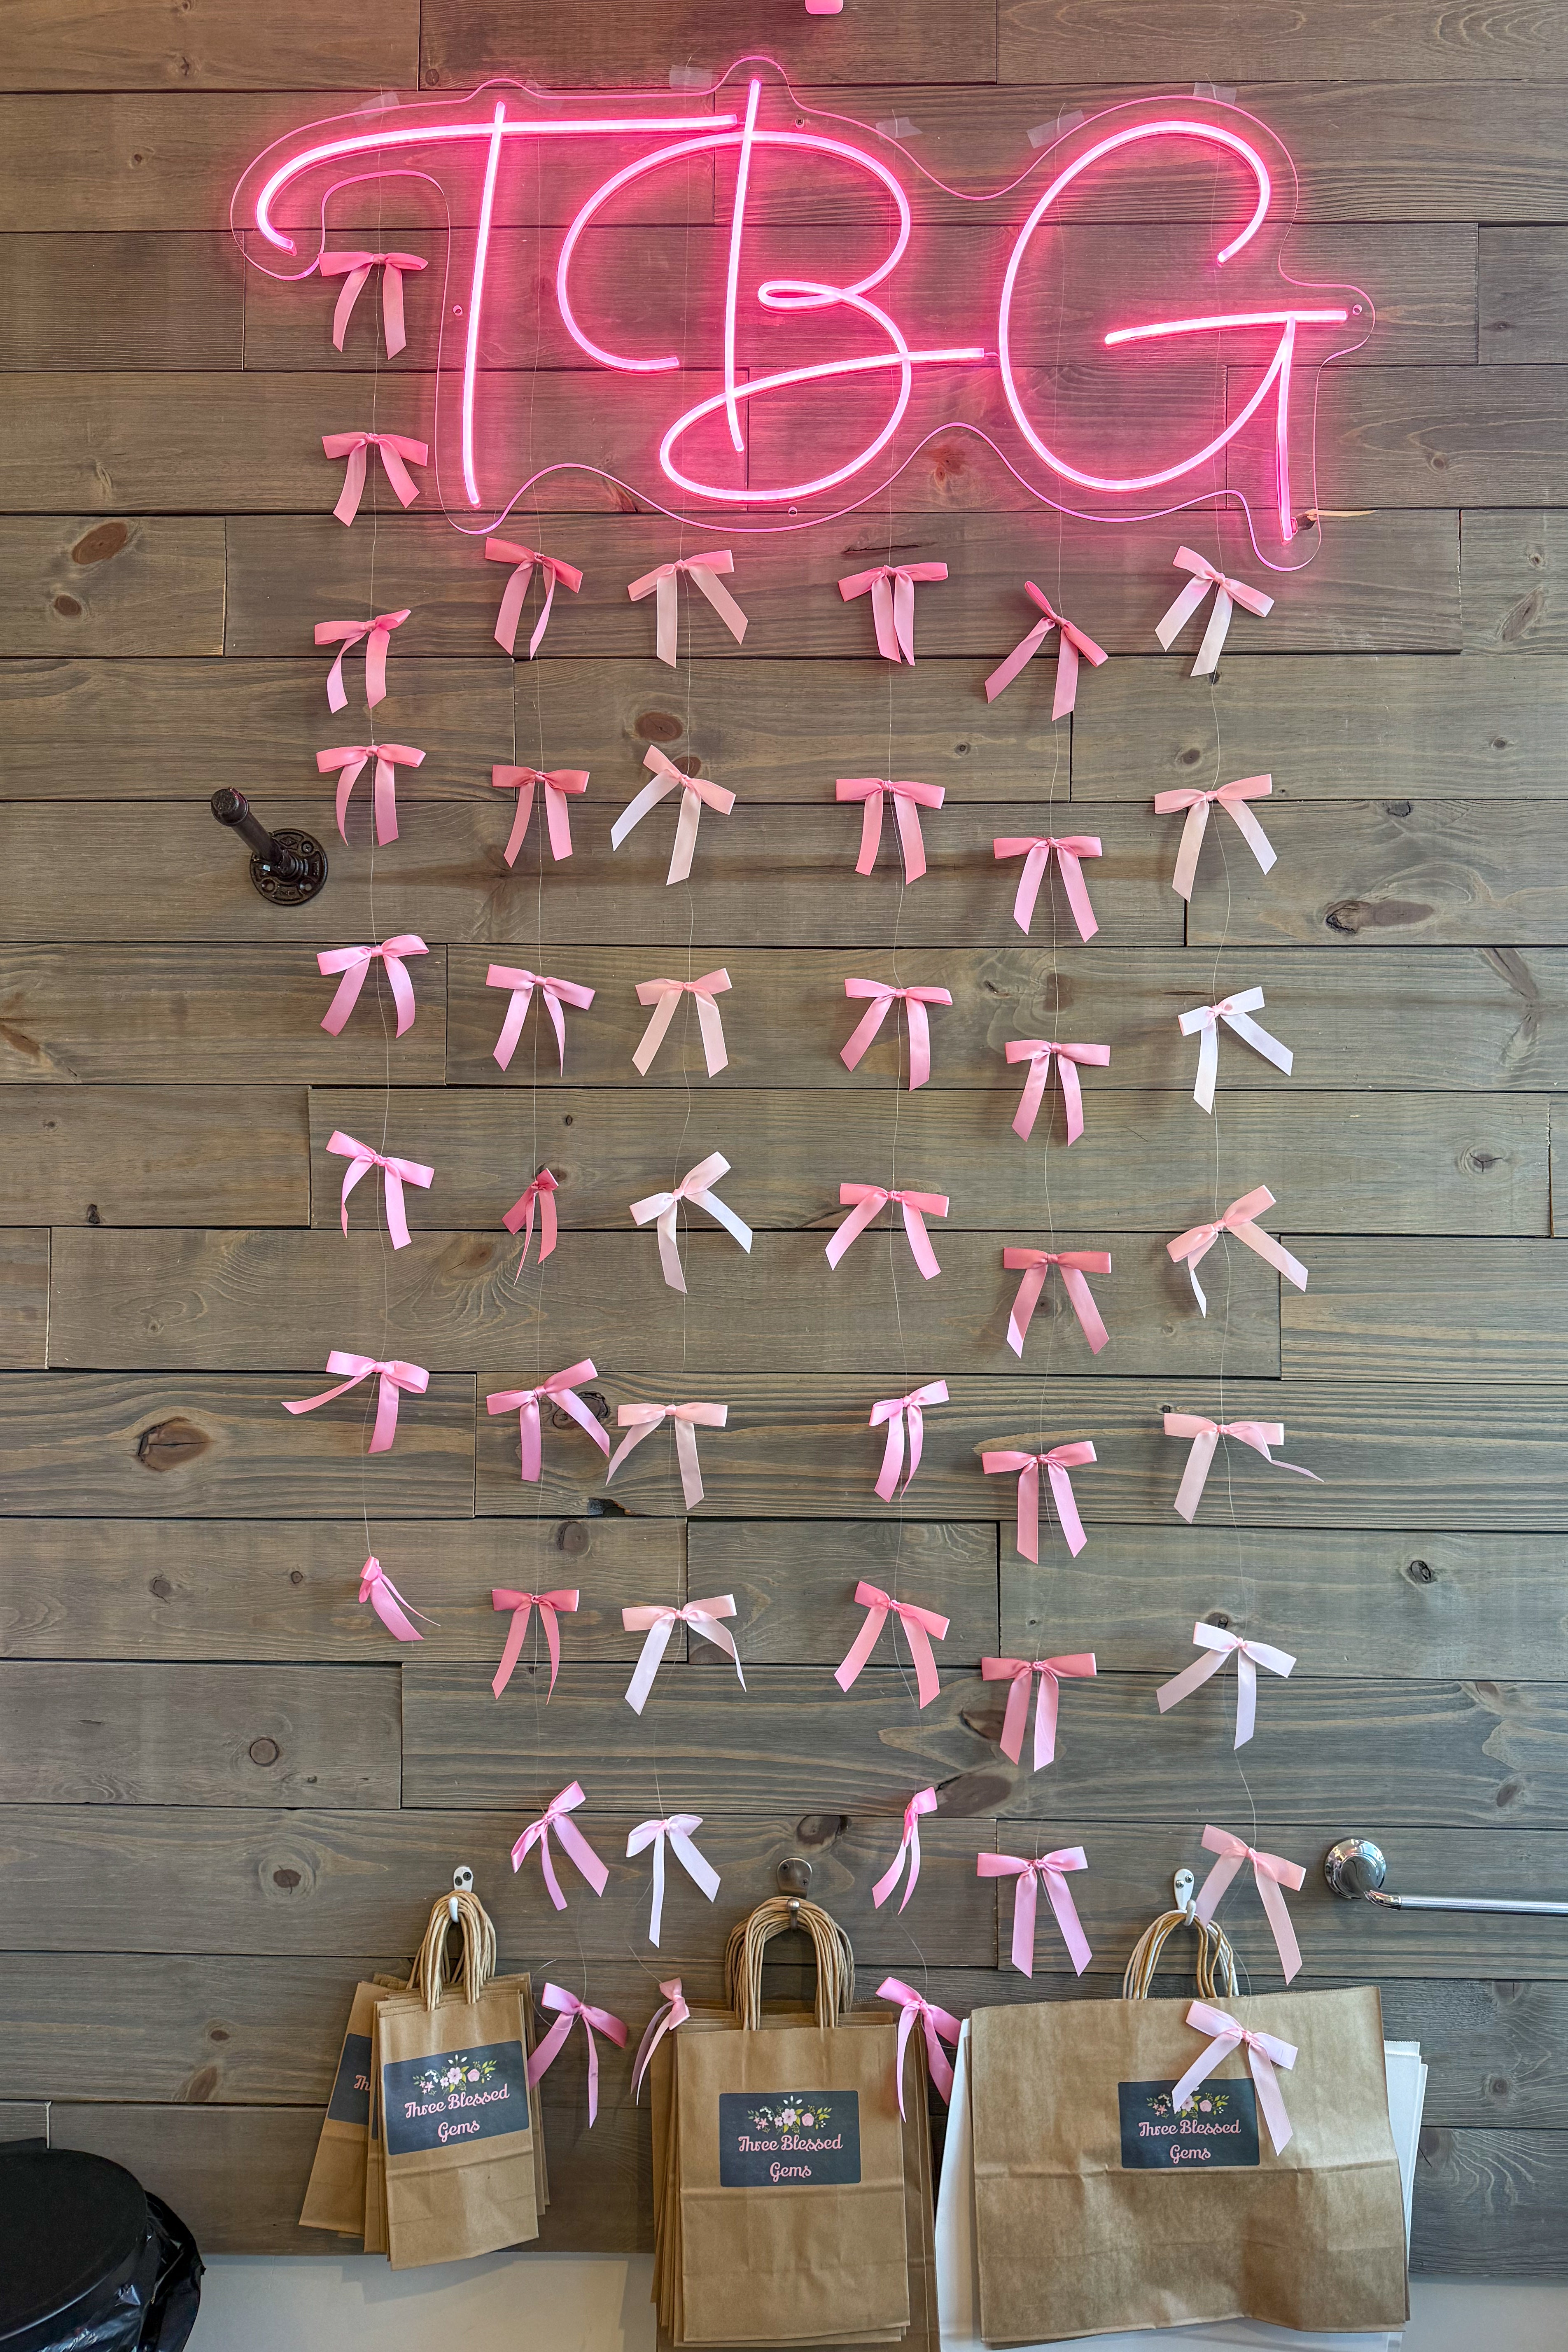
[
  {"xmin": 414, "ymin": 1885, "xmax": 498, "ymax": 2011},
  {"xmin": 1122, "ymin": 1896, "xmax": 1237, "ymax": 2000},
  {"xmin": 724, "ymin": 1896, "xmax": 856, "ymax": 2030}
]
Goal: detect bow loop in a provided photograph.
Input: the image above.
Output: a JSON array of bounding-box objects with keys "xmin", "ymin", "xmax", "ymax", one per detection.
[
  {"xmin": 826, "ymin": 1183, "xmax": 950, "ymax": 1281},
  {"xmin": 511, "ymin": 1780, "xmax": 609, "ymax": 1912},
  {"xmin": 868, "ymin": 1379, "xmax": 949, "ymax": 1502},
  {"xmin": 490, "ymin": 1586, "xmax": 580, "ymax": 1698},
  {"xmin": 1003, "ymin": 1246, "xmax": 1112, "ymax": 1358},
  {"xmin": 838, "ymin": 562, "xmax": 947, "ymax": 663},
  {"xmin": 486, "ymin": 537, "xmax": 583, "ymax": 658},
  {"xmin": 628, "ymin": 550, "xmax": 747, "ymax": 666},
  {"xmin": 634, "ymin": 970, "xmax": 731, "ymax": 1079},
  {"xmin": 836, "ymin": 777, "xmax": 945, "ymax": 884},
  {"xmin": 326, "ymin": 1128, "xmax": 434, "ymax": 1250}
]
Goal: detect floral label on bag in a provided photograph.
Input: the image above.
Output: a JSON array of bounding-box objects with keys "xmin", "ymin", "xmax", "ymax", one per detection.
[
  {"xmin": 718, "ymin": 2091, "xmax": 861, "ymax": 2186},
  {"xmin": 326, "ymin": 2031, "xmax": 373, "ymax": 2128},
  {"xmin": 381, "ymin": 2039, "xmax": 532, "ymax": 2156},
  {"xmin": 1118, "ymin": 2078, "xmax": 1260, "ymax": 2170}
]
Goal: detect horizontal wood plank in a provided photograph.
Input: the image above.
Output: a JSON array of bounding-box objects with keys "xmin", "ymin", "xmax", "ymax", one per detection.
[
  {"xmin": 422, "ymin": 0, "xmax": 996, "ymax": 88},
  {"xmin": 1292, "ymin": 364, "xmax": 1568, "ymax": 510},
  {"xmin": 0, "ymin": 515, "xmax": 223, "ymax": 653},
  {"xmin": 0, "ymin": 1231, "xmax": 47, "ymax": 1369},
  {"xmin": 999, "ymin": 3, "xmax": 1568, "ymax": 81},
  {"xmin": 1462, "ymin": 509, "xmax": 1568, "ymax": 652},
  {"xmin": 1480, "ymin": 227, "xmax": 1568, "ymax": 364},
  {"xmin": 688, "ymin": 1522, "xmax": 999, "ymax": 1664},
  {"xmin": 1412, "ymin": 2127, "xmax": 1568, "ymax": 2275},
  {"xmin": 0, "ymin": 233, "xmax": 239, "ymax": 368},
  {"xmin": 1284, "ymin": 1239, "xmax": 1568, "ymax": 1380},
  {"xmin": 1, "ymin": 1085, "xmax": 307, "ymax": 1224},
  {"xmin": 1, "ymin": 0, "xmax": 420, "ymax": 89}
]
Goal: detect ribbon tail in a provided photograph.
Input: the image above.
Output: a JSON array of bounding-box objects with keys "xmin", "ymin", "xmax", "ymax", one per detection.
[
  {"xmin": 1012, "ymin": 842, "xmax": 1047, "ymax": 935},
  {"xmin": 891, "ymin": 792, "xmax": 926, "ymax": 883},
  {"xmin": 835, "ymin": 1605, "xmax": 886, "ymax": 1694},
  {"xmin": 1059, "ymin": 1265, "xmax": 1108, "ymax": 1355},
  {"xmin": 1046, "ymin": 1874, "xmax": 1092, "ymax": 1975},
  {"xmin": 655, "ymin": 1203, "xmax": 686, "ymax": 1295},
  {"xmin": 1051, "ymin": 632, "xmax": 1079, "ymax": 722},
  {"xmin": 367, "ymin": 1575, "xmax": 425, "ymax": 1643},
  {"xmin": 905, "ymin": 998, "xmax": 931, "ymax": 1090},
  {"xmin": 1014, "ymin": 1464, "xmax": 1039, "ymax": 1564},
  {"xmin": 364, "ymin": 627, "xmax": 390, "ymax": 707},
  {"xmin": 1251, "ymin": 2048, "xmax": 1294, "ymax": 2154},
  {"xmin": 998, "ymin": 1674, "xmax": 1029, "ymax": 1765},
  {"xmin": 528, "ymin": 568, "xmax": 558, "ymax": 660},
  {"xmin": 901, "ymin": 1202, "xmax": 941, "ymax": 1281},
  {"xmin": 368, "ymin": 1373, "xmax": 403, "ymax": 1454},
  {"xmin": 1234, "ymin": 1650, "xmax": 1258, "ymax": 1748},
  {"xmin": 984, "ymin": 616, "xmax": 1048, "ymax": 704},
  {"xmin": 1034, "ymin": 1675, "xmax": 1058, "ymax": 1772},
  {"xmin": 1058, "ymin": 1057, "xmax": 1085, "ymax": 1146},
  {"xmin": 1193, "ymin": 586, "xmax": 1234, "ymax": 677},
  {"xmin": 1011, "ymin": 1872, "xmax": 1037, "ymax": 1976},
  {"xmin": 625, "ymin": 1618, "xmax": 675, "ymax": 1715},
  {"xmin": 502, "ymin": 779, "xmax": 534, "ymax": 868},
  {"xmin": 1006, "ymin": 1262, "xmax": 1046, "ymax": 1358},
  {"xmin": 853, "ymin": 791, "xmax": 883, "ymax": 876},
  {"xmin": 492, "ymin": 1606, "xmax": 530, "ymax": 1699},
  {"xmin": 333, "ymin": 443, "xmax": 366, "ymax": 528},
  {"xmin": 1048, "ymin": 1462, "xmax": 1088, "ymax": 1558},
  {"xmin": 667, "ymin": 785, "xmax": 700, "ymax": 886},
  {"xmin": 1239, "ymin": 1222, "xmax": 1310, "ymax": 1294},
  {"xmin": 373, "ymin": 754, "xmax": 399, "ymax": 847},
  {"xmin": 902, "ymin": 1621, "xmax": 940, "ymax": 1710},
  {"xmin": 893, "ymin": 571, "xmax": 915, "ymax": 663},
  {"xmin": 381, "ymin": 1167, "xmax": 411, "ymax": 1251},
  {"xmin": 632, "ymin": 991, "xmax": 679, "ymax": 1077},
  {"xmin": 495, "ymin": 561, "xmax": 530, "ymax": 656},
  {"xmin": 1193, "ymin": 1021, "xmax": 1219, "ymax": 1113},
  {"xmin": 1055, "ymin": 849, "xmax": 1099, "ymax": 942},
  {"xmin": 647, "ymin": 1835, "xmax": 666, "ymax": 1947},
  {"xmin": 1256, "ymin": 1870, "xmax": 1303, "ymax": 1983},
  {"xmin": 1155, "ymin": 571, "xmax": 1211, "ymax": 652},
  {"xmin": 1225, "ymin": 796, "xmax": 1279, "ymax": 876},
  {"xmin": 1174, "ymin": 1429, "xmax": 1219, "ymax": 1521},
  {"xmin": 1013, "ymin": 1059, "xmax": 1047, "ymax": 1142},
  {"xmin": 1155, "ymin": 1645, "xmax": 1228, "ymax": 1716},
  {"xmin": 655, "ymin": 571, "xmax": 677, "ymax": 667},
  {"xmin": 674, "ymin": 1417, "xmax": 705, "ymax": 1509},
  {"xmin": 325, "ymin": 644, "xmax": 349, "ymax": 713},
  {"xmin": 381, "ymin": 265, "xmax": 408, "ymax": 357},
  {"xmin": 695, "ymin": 991, "xmax": 727, "ymax": 1076},
  {"xmin": 331, "ymin": 265, "xmax": 369, "ymax": 352},
  {"xmin": 693, "ymin": 566, "xmax": 748, "ymax": 646},
  {"xmin": 1172, "ymin": 800, "xmax": 1210, "ymax": 901},
  {"xmin": 1227, "ymin": 1007, "xmax": 1292, "ymax": 1076},
  {"xmin": 873, "ymin": 1413, "xmax": 906, "ymax": 1505},
  {"xmin": 870, "ymin": 576, "xmax": 901, "ymax": 662}
]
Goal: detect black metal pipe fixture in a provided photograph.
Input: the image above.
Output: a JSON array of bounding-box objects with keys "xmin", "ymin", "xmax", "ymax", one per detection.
[{"xmin": 210, "ymin": 787, "xmax": 328, "ymax": 905}]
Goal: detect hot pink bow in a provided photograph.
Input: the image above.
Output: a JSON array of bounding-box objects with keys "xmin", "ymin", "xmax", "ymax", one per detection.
[
  {"xmin": 1006, "ymin": 1038, "xmax": 1110, "ymax": 1145},
  {"xmin": 826, "ymin": 1183, "xmax": 949, "ymax": 1281},
  {"xmin": 315, "ymin": 609, "xmax": 409, "ymax": 711},
  {"xmin": 628, "ymin": 549, "xmax": 748, "ymax": 667},
  {"xmin": 1195, "ymin": 1825, "xmax": 1307, "ymax": 1983},
  {"xmin": 1158, "ymin": 1623, "xmax": 1297, "ymax": 1748},
  {"xmin": 321, "ymin": 430, "xmax": 427, "ymax": 528},
  {"xmin": 982, "ymin": 1653, "xmax": 1097, "ymax": 1772},
  {"xmin": 1156, "ymin": 545, "xmax": 1275, "ymax": 676},
  {"xmin": 284, "ymin": 1351, "xmax": 429, "ymax": 1454},
  {"xmin": 1179, "ymin": 985, "xmax": 1293, "ymax": 1111},
  {"xmin": 490, "ymin": 1587, "xmax": 579, "ymax": 1698},
  {"xmin": 1155, "ymin": 773, "xmax": 1276, "ymax": 901},
  {"xmin": 869, "ymin": 1380, "xmax": 948, "ymax": 1503},
  {"xmin": 841, "ymin": 979, "xmax": 952, "ymax": 1091},
  {"xmin": 316, "ymin": 742, "xmax": 425, "ymax": 846},
  {"xmin": 632, "ymin": 1978, "xmax": 689, "ymax": 2102},
  {"xmin": 1172, "ymin": 1999, "xmax": 1298, "ymax": 2156},
  {"xmin": 621, "ymin": 1594, "xmax": 745, "ymax": 1714},
  {"xmin": 979, "ymin": 1848, "xmax": 1092, "ymax": 1976},
  {"xmin": 1167, "ymin": 1184, "xmax": 1308, "ymax": 1316},
  {"xmin": 992, "ymin": 834, "xmax": 1102, "ymax": 941},
  {"xmin": 985, "ymin": 582, "xmax": 1108, "ymax": 716},
  {"xmin": 607, "ymin": 1400, "xmax": 727, "ymax": 1509},
  {"xmin": 982, "ymin": 1442, "xmax": 1097, "ymax": 1562},
  {"xmin": 872, "ymin": 1787, "xmax": 939, "ymax": 1911},
  {"xmin": 877, "ymin": 1977, "xmax": 961, "ymax": 2113},
  {"xmin": 358, "ymin": 1554, "xmax": 433, "ymax": 1642},
  {"xmin": 510, "ymin": 1780, "xmax": 609, "ymax": 1911},
  {"xmin": 626, "ymin": 1815, "xmax": 721, "ymax": 1946},
  {"xmin": 326, "ymin": 1128, "xmax": 433, "ymax": 1251},
  {"xmin": 612, "ymin": 745, "xmax": 736, "ymax": 886},
  {"xmin": 1004, "ymin": 1248, "xmax": 1111, "ymax": 1358},
  {"xmin": 836, "ymin": 1582, "xmax": 950, "ymax": 1709},
  {"xmin": 316, "ymin": 935, "xmax": 428, "ymax": 1038},
  {"xmin": 838, "ymin": 561, "xmax": 948, "ymax": 663},
  {"xmin": 635, "ymin": 971, "xmax": 730, "ymax": 1078},
  {"xmin": 491, "ymin": 764, "xmax": 588, "ymax": 865},
  {"xmin": 486, "ymin": 965, "xmax": 596, "ymax": 1072},
  {"xmin": 630, "ymin": 1150, "xmax": 752, "ymax": 1294},
  {"xmin": 319, "ymin": 249, "xmax": 426, "ymax": 356},
  {"xmin": 487, "ymin": 1360, "xmax": 610, "ymax": 1484},
  {"xmin": 486, "ymin": 537, "xmax": 584, "ymax": 658},
  {"xmin": 837, "ymin": 777, "xmax": 945, "ymax": 884},
  {"xmin": 527, "ymin": 1983, "xmax": 627, "ymax": 2128},
  {"xmin": 1163, "ymin": 1411, "xmax": 1321, "ymax": 1520},
  {"xmin": 504, "ymin": 1167, "xmax": 559, "ymax": 1270}
]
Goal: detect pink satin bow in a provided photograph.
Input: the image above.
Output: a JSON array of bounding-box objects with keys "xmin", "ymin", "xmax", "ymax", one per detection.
[
  {"xmin": 1158, "ymin": 1623, "xmax": 1297, "ymax": 1748},
  {"xmin": 1167, "ymin": 1184, "xmax": 1309, "ymax": 1316},
  {"xmin": 486, "ymin": 537, "xmax": 584, "ymax": 658},
  {"xmin": 872, "ymin": 1787, "xmax": 939, "ymax": 1911},
  {"xmin": 877, "ymin": 1976, "xmax": 961, "ymax": 2113},
  {"xmin": 510, "ymin": 1780, "xmax": 609, "ymax": 1910},
  {"xmin": 607, "ymin": 1401, "xmax": 726, "ymax": 1509},
  {"xmin": 626, "ymin": 1815, "xmax": 721, "ymax": 1945},
  {"xmin": 504, "ymin": 1167, "xmax": 559, "ymax": 1270},
  {"xmin": 1195, "ymin": 1825, "xmax": 1307, "ymax": 1983},
  {"xmin": 632, "ymin": 1978, "xmax": 689, "ymax": 2102},
  {"xmin": 630, "ymin": 1150, "xmax": 752, "ymax": 1294},
  {"xmin": 284, "ymin": 1351, "xmax": 429, "ymax": 1453},
  {"xmin": 869, "ymin": 1380, "xmax": 948, "ymax": 1502},
  {"xmin": 319, "ymin": 249, "xmax": 426, "ymax": 356},
  {"xmin": 628, "ymin": 549, "xmax": 748, "ymax": 666},
  {"xmin": 1155, "ymin": 773, "xmax": 1276, "ymax": 901},
  {"xmin": 982, "ymin": 1653, "xmax": 1097, "ymax": 1772},
  {"xmin": 490, "ymin": 1587, "xmax": 579, "ymax": 1698},
  {"xmin": 358, "ymin": 1554, "xmax": 433, "ymax": 1642},
  {"xmin": 1172, "ymin": 1999, "xmax": 1298, "ymax": 2156},
  {"xmin": 1006, "ymin": 1037, "xmax": 1110, "ymax": 1145},
  {"xmin": 840, "ymin": 979, "xmax": 952, "ymax": 1091},
  {"xmin": 322, "ymin": 430, "xmax": 427, "ymax": 527},
  {"xmin": 1163, "ymin": 1411, "xmax": 1321, "ymax": 1520},
  {"xmin": 984, "ymin": 582, "xmax": 1108, "ymax": 716},
  {"xmin": 317, "ymin": 935, "xmax": 428, "ymax": 1037},
  {"xmin": 1156, "ymin": 545, "xmax": 1275, "ymax": 676},
  {"xmin": 486, "ymin": 1359, "xmax": 610, "ymax": 1483},
  {"xmin": 635, "ymin": 971, "xmax": 730, "ymax": 1078},
  {"xmin": 826, "ymin": 1183, "xmax": 949, "ymax": 1281},
  {"xmin": 837, "ymin": 776, "xmax": 944, "ymax": 884},
  {"xmin": 326, "ymin": 1128, "xmax": 433, "ymax": 1251},
  {"xmin": 836, "ymin": 1582, "xmax": 950, "ymax": 1709},
  {"xmin": 621, "ymin": 1594, "xmax": 745, "ymax": 1714},
  {"xmin": 982, "ymin": 1442, "xmax": 1097, "ymax": 1562},
  {"xmin": 1004, "ymin": 1248, "xmax": 1111, "ymax": 1358},
  {"xmin": 316, "ymin": 742, "xmax": 424, "ymax": 845},
  {"xmin": 315, "ymin": 608, "xmax": 409, "ymax": 711},
  {"xmin": 838, "ymin": 561, "xmax": 947, "ymax": 663},
  {"xmin": 612, "ymin": 745, "xmax": 736, "ymax": 885},
  {"xmin": 979, "ymin": 1848, "xmax": 1092, "ymax": 1976},
  {"xmin": 491, "ymin": 764, "xmax": 588, "ymax": 865},
  {"xmin": 527, "ymin": 1983, "xmax": 627, "ymax": 2127},
  {"xmin": 486, "ymin": 964, "xmax": 596, "ymax": 1072},
  {"xmin": 1180, "ymin": 985, "xmax": 1293, "ymax": 1110},
  {"xmin": 992, "ymin": 834, "xmax": 1102, "ymax": 941}
]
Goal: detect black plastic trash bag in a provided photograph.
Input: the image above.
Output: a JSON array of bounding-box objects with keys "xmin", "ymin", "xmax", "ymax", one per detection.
[{"xmin": 0, "ymin": 2146, "xmax": 203, "ymax": 2352}]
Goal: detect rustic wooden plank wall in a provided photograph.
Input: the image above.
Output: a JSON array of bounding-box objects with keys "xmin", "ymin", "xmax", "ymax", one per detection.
[{"xmin": 1, "ymin": 0, "xmax": 1565, "ymax": 2281}]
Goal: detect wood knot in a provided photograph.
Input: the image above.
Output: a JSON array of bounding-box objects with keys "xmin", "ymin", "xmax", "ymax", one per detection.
[
  {"xmin": 635, "ymin": 710, "xmax": 684, "ymax": 742},
  {"xmin": 148, "ymin": 1575, "xmax": 175, "ymax": 1601},
  {"xmin": 248, "ymin": 1738, "xmax": 281, "ymax": 1768},
  {"xmin": 555, "ymin": 1521, "xmax": 591, "ymax": 1556},
  {"xmin": 53, "ymin": 594, "xmax": 82, "ymax": 618},
  {"xmin": 179, "ymin": 2065, "xmax": 220, "ymax": 2104},
  {"xmin": 793, "ymin": 1813, "xmax": 849, "ymax": 1848},
  {"xmin": 271, "ymin": 1867, "xmax": 301, "ymax": 1890},
  {"xmin": 71, "ymin": 521, "xmax": 129, "ymax": 566},
  {"xmin": 135, "ymin": 1417, "xmax": 210, "ymax": 1472},
  {"xmin": 1406, "ymin": 1559, "xmax": 1435, "ymax": 1584}
]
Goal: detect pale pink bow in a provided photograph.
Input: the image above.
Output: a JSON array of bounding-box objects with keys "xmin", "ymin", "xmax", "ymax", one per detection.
[
  {"xmin": 504, "ymin": 1167, "xmax": 559, "ymax": 1270},
  {"xmin": 836, "ymin": 1582, "xmax": 950, "ymax": 1709},
  {"xmin": 1004, "ymin": 1247, "xmax": 1111, "ymax": 1358},
  {"xmin": 486, "ymin": 537, "xmax": 583, "ymax": 658},
  {"xmin": 1167, "ymin": 1184, "xmax": 1308, "ymax": 1316},
  {"xmin": 491, "ymin": 1587, "xmax": 579, "ymax": 1698},
  {"xmin": 315, "ymin": 608, "xmax": 409, "ymax": 711},
  {"xmin": 607, "ymin": 1400, "xmax": 727, "ymax": 1509},
  {"xmin": 486, "ymin": 965, "xmax": 596, "ymax": 1072},
  {"xmin": 319, "ymin": 249, "xmax": 426, "ymax": 356},
  {"xmin": 317, "ymin": 935, "xmax": 428, "ymax": 1037},
  {"xmin": 322, "ymin": 430, "xmax": 427, "ymax": 527},
  {"xmin": 1155, "ymin": 773, "xmax": 1276, "ymax": 900},
  {"xmin": 983, "ymin": 1442, "xmax": 1097, "ymax": 1562},
  {"xmin": 1163, "ymin": 1411, "xmax": 1321, "ymax": 1521},
  {"xmin": 487, "ymin": 1360, "xmax": 610, "ymax": 1483},
  {"xmin": 628, "ymin": 549, "xmax": 748, "ymax": 666},
  {"xmin": 992, "ymin": 834, "xmax": 1102, "ymax": 940},
  {"xmin": 510, "ymin": 1780, "xmax": 609, "ymax": 1911},
  {"xmin": 632, "ymin": 1979, "xmax": 689, "ymax": 2101},
  {"xmin": 872, "ymin": 1787, "xmax": 939, "ymax": 1911},
  {"xmin": 317, "ymin": 742, "xmax": 425, "ymax": 845},
  {"xmin": 826, "ymin": 1183, "xmax": 949, "ymax": 1281},
  {"xmin": 527, "ymin": 1983, "xmax": 627, "ymax": 2128},
  {"xmin": 1158, "ymin": 1623, "xmax": 1297, "ymax": 1748},
  {"xmin": 626, "ymin": 1815, "xmax": 721, "ymax": 1945},
  {"xmin": 840, "ymin": 978, "xmax": 951, "ymax": 1091},
  {"xmin": 630, "ymin": 1150, "xmax": 752, "ymax": 1293},
  {"xmin": 1195, "ymin": 1825, "xmax": 1306, "ymax": 1983},
  {"xmin": 877, "ymin": 1977, "xmax": 960, "ymax": 2113},
  {"xmin": 358, "ymin": 1554, "xmax": 433, "ymax": 1642},
  {"xmin": 612, "ymin": 745, "xmax": 735, "ymax": 885},
  {"xmin": 838, "ymin": 561, "xmax": 947, "ymax": 663},
  {"xmin": 634, "ymin": 971, "xmax": 730, "ymax": 1078},
  {"xmin": 1172, "ymin": 1999, "xmax": 1298, "ymax": 2156},
  {"xmin": 326, "ymin": 1128, "xmax": 433, "ymax": 1251},
  {"xmin": 492, "ymin": 764, "xmax": 588, "ymax": 865},
  {"xmin": 985, "ymin": 582, "xmax": 1108, "ymax": 716},
  {"xmin": 979, "ymin": 1848, "xmax": 1092, "ymax": 1976},
  {"xmin": 837, "ymin": 776, "xmax": 944, "ymax": 884},
  {"xmin": 1180, "ymin": 985, "xmax": 1293, "ymax": 1111},
  {"xmin": 982, "ymin": 1653, "xmax": 1097, "ymax": 1772},
  {"xmin": 869, "ymin": 1381, "xmax": 948, "ymax": 1502},
  {"xmin": 621, "ymin": 1594, "xmax": 745, "ymax": 1714},
  {"xmin": 1156, "ymin": 545, "xmax": 1275, "ymax": 676},
  {"xmin": 284, "ymin": 1351, "xmax": 429, "ymax": 1453},
  {"xmin": 1006, "ymin": 1037, "xmax": 1110, "ymax": 1145}
]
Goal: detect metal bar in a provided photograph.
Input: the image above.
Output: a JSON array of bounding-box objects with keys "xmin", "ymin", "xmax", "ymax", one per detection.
[{"xmin": 1369, "ymin": 1890, "xmax": 1568, "ymax": 1918}]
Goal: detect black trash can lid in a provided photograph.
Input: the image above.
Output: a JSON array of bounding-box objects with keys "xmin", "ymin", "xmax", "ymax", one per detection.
[{"xmin": 0, "ymin": 2147, "xmax": 149, "ymax": 2343}]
